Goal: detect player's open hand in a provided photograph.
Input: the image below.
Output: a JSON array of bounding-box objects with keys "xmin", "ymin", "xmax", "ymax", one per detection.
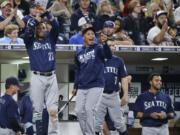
[{"xmin": 150, "ymin": 112, "xmax": 159, "ymax": 119}]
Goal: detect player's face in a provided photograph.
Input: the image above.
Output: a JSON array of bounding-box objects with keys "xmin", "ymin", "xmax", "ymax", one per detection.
[
  {"xmin": 150, "ymin": 76, "xmax": 162, "ymax": 90},
  {"xmin": 108, "ymin": 43, "xmax": 116, "ymax": 52},
  {"xmin": 84, "ymin": 29, "xmax": 95, "ymax": 46},
  {"xmin": 11, "ymin": 85, "xmax": 20, "ymax": 95},
  {"xmin": 36, "ymin": 23, "xmax": 48, "ymax": 39}
]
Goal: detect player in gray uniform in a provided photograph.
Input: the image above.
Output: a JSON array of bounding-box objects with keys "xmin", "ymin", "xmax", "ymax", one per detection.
[
  {"xmin": 134, "ymin": 73, "xmax": 175, "ymax": 135},
  {"xmin": 23, "ymin": 11, "xmax": 59, "ymax": 135},
  {"xmin": 95, "ymin": 41, "xmax": 129, "ymax": 135},
  {"xmin": 74, "ymin": 25, "xmax": 112, "ymax": 135}
]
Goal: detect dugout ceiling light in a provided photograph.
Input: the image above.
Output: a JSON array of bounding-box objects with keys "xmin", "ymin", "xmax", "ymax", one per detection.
[
  {"xmin": 151, "ymin": 57, "xmax": 168, "ymax": 61},
  {"xmin": 22, "ymin": 57, "xmax": 29, "ymax": 59}
]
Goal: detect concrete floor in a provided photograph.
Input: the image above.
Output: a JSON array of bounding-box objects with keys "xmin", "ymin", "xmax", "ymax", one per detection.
[
  {"xmin": 59, "ymin": 122, "xmax": 83, "ymax": 135},
  {"xmin": 58, "ymin": 122, "xmax": 119, "ymax": 135}
]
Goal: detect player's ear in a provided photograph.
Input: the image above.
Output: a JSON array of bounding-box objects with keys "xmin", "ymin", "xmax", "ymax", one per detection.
[{"xmin": 149, "ymin": 80, "xmax": 152, "ymax": 85}]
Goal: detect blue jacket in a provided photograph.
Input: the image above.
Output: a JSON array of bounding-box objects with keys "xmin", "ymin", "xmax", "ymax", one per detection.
[
  {"xmin": 0, "ymin": 94, "xmax": 24, "ymax": 133},
  {"xmin": 74, "ymin": 43, "xmax": 112, "ymax": 89},
  {"xmin": 19, "ymin": 95, "xmax": 33, "ymax": 124}
]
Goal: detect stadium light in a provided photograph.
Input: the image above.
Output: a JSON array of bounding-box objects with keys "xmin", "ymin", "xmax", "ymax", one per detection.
[
  {"xmin": 22, "ymin": 56, "xmax": 29, "ymax": 59},
  {"xmin": 151, "ymin": 57, "xmax": 168, "ymax": 61}
]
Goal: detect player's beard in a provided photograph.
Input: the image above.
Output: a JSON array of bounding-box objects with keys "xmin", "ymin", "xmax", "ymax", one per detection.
[{"xmin": 154, "ymin": 83, "xmax": 161, "ymax": 91}]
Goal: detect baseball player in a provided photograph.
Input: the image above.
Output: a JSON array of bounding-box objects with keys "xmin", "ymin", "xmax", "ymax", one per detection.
[
  {"xmin": 134, "ymin": 73, "xmax": 175, "ymax": 135},
  {"xmin": 103, "ymin": 75, "xmax": 132, "ymax": 135},
  {"xmin": 73, "ymin": 25, "xmax": 112, "ymax": 135},
  {"xmin": 19, "ymin": 94, "xmax": 49, "ymax": 135},
  {"xmin": 0, "ymin": 76, "xmax": 25, "ymax": 135},
  {"xmin": 23, "ymin": 11, "xmax": 59, "ymax": 135},
  {"xmin": 95, "ymin": 43, "xmax": 129, "ymax": 135},
  {"xmin": 19, "ymin": 95, "xmax": 34, "ymax": 135}
]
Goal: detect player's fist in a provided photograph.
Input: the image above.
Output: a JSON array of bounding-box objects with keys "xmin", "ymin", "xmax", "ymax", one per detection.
[
  {"xmin": 158, "ymin": 111, "xmax": 167, "ymax": 119},
  {"xmin": 150, "ymin": 112, "xmax": 159, "ymax": 119}
]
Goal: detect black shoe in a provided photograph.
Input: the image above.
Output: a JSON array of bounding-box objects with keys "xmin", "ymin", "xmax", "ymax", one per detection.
[
  {"xmin": 119, "ymin": 130, "xmax": 128, "ymax": 135},
  {"xmin": 95, "ymin": 132, "xmax": 100, "ymax": 135}
]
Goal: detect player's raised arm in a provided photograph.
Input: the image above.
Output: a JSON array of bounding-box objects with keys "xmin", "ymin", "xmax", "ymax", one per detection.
[
  {"xmin": 23, "ymin": 17, "xmax": 40, "ymax": 48},
  {"xmin": 47, "ymin": 12, "xmax": 59, "ymax": 45},
  {"xmin": 97, "ymin": 34, "xmax": 112, "ymax": 60}
]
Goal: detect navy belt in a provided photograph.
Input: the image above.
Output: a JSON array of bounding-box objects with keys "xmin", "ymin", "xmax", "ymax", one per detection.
[
  {"xmin": 0, "ymin": 125, "xmax": 6, "ymax": 129},
  {"xmin": 144, "ymin": 124, "xmax": 163, "ymax": 128},
  {"xmin": 103, "ymin": 90, "xmax": 117, "ymax": 94},
  {"xmin": 33, "ymin": 71, "xmax": 55, "ymax": 76}
]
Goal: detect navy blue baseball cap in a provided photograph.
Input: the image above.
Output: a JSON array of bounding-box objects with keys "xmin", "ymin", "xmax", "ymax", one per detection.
[
  {"xmin": 82, "ymin": 26, "xmax": 95, "ymax": 35},
  {"xmin": 103, "ymin": 21, "xmax": 115, "ymax": 28},
  {"xmin": 5, "ymin": 76, "xmax": 21, "ymax": 88}
]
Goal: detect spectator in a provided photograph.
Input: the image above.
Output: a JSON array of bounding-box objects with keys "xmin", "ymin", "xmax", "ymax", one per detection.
[
  {"xmin": 123, "ymin": 0, "xmax": 147, "ymax": 45},
  {"xmin": 70, "ymin": 0, "xmax": 98, "ymax": 34},
  {"xmin": 174, "ymin": 6, "xmax": 180, "ymax": 25},
  {"xmin": 17, "ymin": 0, "xmax": 31, "ymax": 16},
  {"xmin": 69, "ymin": 16, "xmax": 93, "ymax": 45},
  {"xmin": 147, "ymin": 10, "xmax": 174, "ymax": 46},
  {"xmin": 146, "ymin": 2, "xmax": 160, "ymax": 32},
  {"xmin": 113, "ymin": 16, "xmax": 134, "ymax": 45},
  {"xmin": 108, "ymin": 0, "xmax": 124, "ymax": 15},
  {"xmin": 22, "ymin": 3, "xmax": 40, "ymax": 26},
  {"xmin": 0, "ymin": 24, "xmax": 24, "ymax": 44},
  {"xmin": 168, "ymin": 25, "xmax": 180, "ymax": 46},
  {"xmin": 122, "ymin": 0, "xmax": 132, "ymax": 17},
  {"xmin": 71, "ymin": 0, "xmax": 97, "ymax": 13},
  {"xmin": 97, "ymin": 0, "xmax": 115, "ymax": 31},
  {"xmin": 48, "ymin": 0, "xmax": 71, "ymax": 17},
  {"xmin": 48, "ymin": 0, "xmax": 72, "ymax": 38},
  {"xmin": 0, "ymin": 1, "xmax": 25, "ymax": 37},
  {"xmin": 99, "ymin": 20, "xmax": 115, "ymax": 45},
  {"xmin": 100, "ymin": 19, "xmax": 133, "ymax": 46},
  {"xmin": 35, "ymin": 0, "xmax": 49, "ymax": 8},
  {"xmin": 0, "ymin": 0, "xmax": 24, "ymax": 19},
  {"xmin": 21, "ymin": 3, "xmax": 48, "ymax": 36}
]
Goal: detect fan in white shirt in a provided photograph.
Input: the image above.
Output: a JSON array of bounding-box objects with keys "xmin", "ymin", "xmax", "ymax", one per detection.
[{"xmin": 147, "ymin": 10, "xmax": 174, "ymax": 46}]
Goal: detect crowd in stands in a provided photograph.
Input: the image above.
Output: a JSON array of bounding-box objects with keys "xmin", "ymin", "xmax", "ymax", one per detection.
[{"xmin": 0, "ymin": 0, "xmax": 179, "ymax": 46}]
